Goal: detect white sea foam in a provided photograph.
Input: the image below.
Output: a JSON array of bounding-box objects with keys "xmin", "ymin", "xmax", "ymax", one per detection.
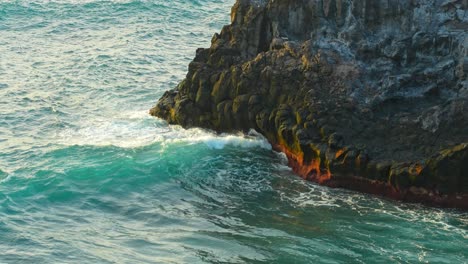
[
  {"xmin": 165, "ymin": 128, "xmax": 272, "ymax": 150},
  {"xmin": 57, "ymin": 111, "xmax": 272, "ymax": 150},
  {"xmin": 57, "ymin": 111, "xmax": 163, "ymax": 148},
  {"xmin": 278, "ymin": 178, "xmax": 468, "ymax": 238}
]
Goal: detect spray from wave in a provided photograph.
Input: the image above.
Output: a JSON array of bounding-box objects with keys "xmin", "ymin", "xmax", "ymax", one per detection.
[{"xmin": 57, "ymin": 110, "xmax": 272, "ymax": 150}]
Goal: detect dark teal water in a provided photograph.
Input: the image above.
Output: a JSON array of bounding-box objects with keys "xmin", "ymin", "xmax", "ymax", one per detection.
[{"xmin": 0, "ymin": 1, "xmax": 467, "ymax": 263}]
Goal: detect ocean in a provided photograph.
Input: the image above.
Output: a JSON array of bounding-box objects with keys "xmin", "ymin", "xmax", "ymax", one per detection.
[{"xmin": 0, "ymin": 0, "xmax": 467, "ymax": 263}]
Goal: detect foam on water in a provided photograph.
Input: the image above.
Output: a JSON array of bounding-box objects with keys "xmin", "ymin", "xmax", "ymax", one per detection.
[
  {"xmin": 163, "ymin": 128, "xmax": 272, "ymax": 150},
  {"xmin": 57, "ymin": 111, "xmax": 162, "ymax": 148},
  {"xmin": 57, "ymin": 110, "xmax": 272, "ymax": 149}
]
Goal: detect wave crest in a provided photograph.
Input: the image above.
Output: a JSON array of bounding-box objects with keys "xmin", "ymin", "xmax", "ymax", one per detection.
[{"xmin": 57, "ymin": 111, "xmax": 272, "ymax": 150}]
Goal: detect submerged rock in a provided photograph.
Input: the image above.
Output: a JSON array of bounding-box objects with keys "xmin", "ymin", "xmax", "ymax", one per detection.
[{"xmin": 151, "ymin": 0, "xmax": 468, "ymax": 209}]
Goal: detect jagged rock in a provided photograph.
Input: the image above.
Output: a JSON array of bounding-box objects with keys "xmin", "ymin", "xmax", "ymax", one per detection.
[{"xmin": 151, "ymin": 0, "xmax": 468, "ymax": 209}]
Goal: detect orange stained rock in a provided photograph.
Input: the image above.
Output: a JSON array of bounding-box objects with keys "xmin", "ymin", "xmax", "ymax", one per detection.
[
  {"xmin": 271, "ymin": 142, "xmax": 467, "ymax": 209},
  {"xmin": 274, "ymin": 142, "xmax": 332, "ymax": 184},
  {"xmin": 409, "ymin": 163, "xmax": 424, "ymax": 176},
  {"xmin": 335, "ymin": 149, "xmax": 345, "ymax": 159}
]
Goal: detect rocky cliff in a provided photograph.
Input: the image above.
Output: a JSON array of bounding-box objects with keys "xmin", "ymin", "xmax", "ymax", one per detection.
[{"xmin": 151, "ymin": 0, "xmax": 468, "ymax": 209}]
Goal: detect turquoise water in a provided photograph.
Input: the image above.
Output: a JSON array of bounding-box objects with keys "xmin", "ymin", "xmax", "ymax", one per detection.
[{"xmin": 0, "ymin": 0, "xmax": 467, "ymax": 263}]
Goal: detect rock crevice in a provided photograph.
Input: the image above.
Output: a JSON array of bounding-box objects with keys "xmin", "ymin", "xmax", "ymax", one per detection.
[{"xmin": 151, "ymin": 0, "xmax": 468, "ymax": 209}]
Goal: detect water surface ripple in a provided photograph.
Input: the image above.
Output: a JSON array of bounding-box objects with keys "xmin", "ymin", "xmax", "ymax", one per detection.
[{"xmin": 0, "ymin": 1, "xmax": 467, "ymax": 263}]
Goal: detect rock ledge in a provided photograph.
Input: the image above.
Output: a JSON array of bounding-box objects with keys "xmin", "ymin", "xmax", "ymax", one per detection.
[{"xmin": 151, "ymin": 0, "xmax": 468, "ymax": 209}]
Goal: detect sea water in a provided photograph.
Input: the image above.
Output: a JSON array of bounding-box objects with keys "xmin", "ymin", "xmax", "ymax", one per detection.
[{"xmin": 0, "ymin": 0, "xmax": 466, "ymax": 263}]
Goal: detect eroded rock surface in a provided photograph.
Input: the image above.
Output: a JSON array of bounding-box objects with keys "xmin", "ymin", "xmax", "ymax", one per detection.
[{"xmin": 151, "ymin": 0, "xmax": 468, "ymax": 208}]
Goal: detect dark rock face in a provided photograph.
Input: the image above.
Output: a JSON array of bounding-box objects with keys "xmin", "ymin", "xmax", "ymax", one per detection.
[{"xmin": 151, "ymin": 0, "xmax": 468, "ymax": 209}]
